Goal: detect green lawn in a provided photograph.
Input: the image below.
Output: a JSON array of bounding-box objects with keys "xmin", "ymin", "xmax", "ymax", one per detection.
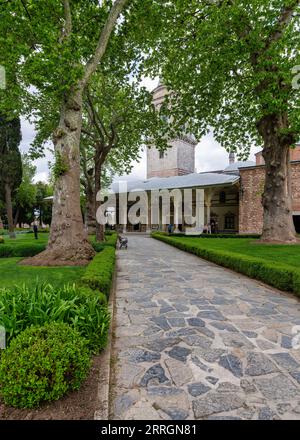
[
  {"xmin": 0, "ymin": 232, "xmax": 49, "ymax": 246},
  {"xmin": 168, "ymin": 236, "xmax": 300, "ymax": 269},
  {"xmin": 0, "ymin": 232, "xmax": 116, "ymax": 289},
  {"xmin": 0, "ymin": 233, "xmax": 79, "ymax": 289},
  {"xmin": 0, "ymin": 258, "xmax": 84, "ymax": 289}
]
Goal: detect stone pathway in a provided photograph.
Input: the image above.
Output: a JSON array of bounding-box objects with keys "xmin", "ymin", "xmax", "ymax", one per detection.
[{"xmin": 110, "ymin": 236, "xmax": 300, "ymax": 420}]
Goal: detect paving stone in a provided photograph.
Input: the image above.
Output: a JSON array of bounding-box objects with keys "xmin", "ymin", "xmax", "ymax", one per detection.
[
  {"xmin": 216, "ymin": 382, "xmax": 240, "ymax": 393},
  {"xmin": 147, "ymin": 387, "xmax": 183, "ymax": 396},
  {"xmin": 191, "ymin": 356, "xmax": 212, "ymax": 372},
  {"xmin": 271, "ymin": 353, "xmax": 300, "ymax": 372},
  {"xmin": 256, "ymin": 339, "xmax": 277, "ymax": 350},
  {"xmin": 145, "ymin": 337, "xmax": 181, "ymax": 352},
  {"xmin": 242, "ymin": 331, "xmax": 258, "ymax": 338},
  {"xmin": 187, "ymin": 317, "xmax": 206, "ymax": 328},
  {"xmin": 165, "ymin": 358, "xmax": 193, "ymax": 387},
  {"xmin": 197, "ymin": 310, "xmax": 226, "ymax": 321},
  {"xmin": 163, "ymin": 408, "xmax": 189, "ymax": 420},
  {"xmin": 188, "ymin": 382, "xmax": 211, "ymax": 397},
  {"xmin": 167, "ymin": 318, "xmax": 186, "ymax": 328},
  {"xmin": 254, "ymin": 374, "xmax": 300, "ymax": 401},
  {"xmin": 182, "ymin": 334, "xmax": 212, "ymax": 349},
  {"xmin": 166, "ymin": 328, "xmax": 197, "ymax": 338},
  {"xmin": 196, "ymin": 327, "xmax": 215, "ymax": 339},
  {"xmin": 197, "ymin": 349, "xmax": 227, "ymax": 363},
  {"xmin": 150, "ymin": 316, "xmax": 171, "ymax": 331},
  {"xmin": 128, "ymin": 349, "xmax": 161, "ymax": 363},
  {"xmin": 290, "ymin": 371, "xmax": 300, "ymax": 384},
  {"xmin": 281, "ymin": 336, "xmax": 293, "ymax": 349},
  {"xmin": 218, "ymin": 354, "xmax": 243, "ymax": 378},
  {"xmin": 240, "ymin": 379, "xmax": 257, "ymax": 394},
  {"xmin": 114, "ymin": 390, "xmax": 140, "ymax": 416},
  {"xmin": 206, "ymin": 376, "xmax": 219, "ymax": 385},
  {"xmin": 222, "ymin": 333, "xmax": 255, "ymax": 349},
  {"xmin": 258, "ymin": 407, "xmax": 278, "ymax": 420},
  {"xmin": 245, "ymin": 352, "xmax": 278, "ymax": 376},
  {"xmin": 140, "ymin": 364, "xmax": 170, "ymax": 387},
  {"xmin": 167, "ymin": 346, "xmax": 191, "ymax": 362},
  {"xmin": 207, "ymin": 415, "xmax": 242, "ymax": 420},
  {"xmin": 211, "ymin": 322, "xmax": 238, "ymax": 332},
  {"xmin": 192, "ymin": 393, "xmax": 243, "ymax": 418}
]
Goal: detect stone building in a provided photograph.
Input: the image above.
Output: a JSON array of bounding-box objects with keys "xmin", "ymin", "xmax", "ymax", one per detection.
[{"xmin": 112, "ymin": 83, "xmax": 300, "ymax": 234}]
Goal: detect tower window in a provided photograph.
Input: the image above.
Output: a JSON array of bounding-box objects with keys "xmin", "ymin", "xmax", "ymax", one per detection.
[{"xmin": 159, "ymin": 150, "xmax": 165, "ymax": 159}]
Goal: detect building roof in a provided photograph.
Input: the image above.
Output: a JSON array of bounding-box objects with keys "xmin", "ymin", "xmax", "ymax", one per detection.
[
  {"xmin": 110, "ymin": 172, "xmax": 239, "ymax": 194},
  {"xmin": 224, "ymin": 161, "xmax": 256, "ymax": 172}
]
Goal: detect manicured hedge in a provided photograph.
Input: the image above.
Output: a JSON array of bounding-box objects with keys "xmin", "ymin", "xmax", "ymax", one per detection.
[
  {"xmin": 80, "ymin": 246, "xmax": 116, "ymax": 298},
  {"xmin": 0, "ymin": 323, "xmax": 91, "ymax": 408},
  {"xmin": 159, "ymin": 232, "xmax": 261, "ymax": 239},
  {"xmin": 152, "ymin": 232, "xmax": 300, "ymax": 296},
  {"xmin": 0, "ymin": 243, "xmax": 46, "ymax": 258}
]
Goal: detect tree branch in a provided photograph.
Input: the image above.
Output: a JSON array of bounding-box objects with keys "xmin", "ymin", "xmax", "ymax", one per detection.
[
  {"xmin": 263, "ymin": 0, "xmax": 300, "ymax": 52},
  {"xmin": 82, "ymin": 0, "xmax": 129, "ymax": 87},
  {"xmin": 59, "ymin": 0, "xmax": 72, "ymax": 43},
  {"xmin": 63, "ymin": 0, "xmax": 72, "ymax": 36}
]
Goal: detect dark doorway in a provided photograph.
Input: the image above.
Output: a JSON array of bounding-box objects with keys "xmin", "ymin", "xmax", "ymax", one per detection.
[
  {"xmin": 293, "ymin": 216, "xmax": 300, "ymax": 233},
  {"xmin": 133, "ymin": 223, "xmax": 141, "ymax": 231}
]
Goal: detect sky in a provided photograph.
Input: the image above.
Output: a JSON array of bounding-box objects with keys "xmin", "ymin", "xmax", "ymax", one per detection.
[{"xmin": 20, "ymin": 77, "xmax": 262, "ymax": 183}]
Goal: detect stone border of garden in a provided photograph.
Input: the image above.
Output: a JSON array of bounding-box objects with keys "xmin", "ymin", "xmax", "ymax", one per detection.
[{"xmin": 94, "ymin": 257, "xmax": 117, "ymax": 420}]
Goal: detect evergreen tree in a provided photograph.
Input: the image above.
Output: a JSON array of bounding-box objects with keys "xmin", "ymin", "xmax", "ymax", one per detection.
[{"xmin": 0, "ymin": 116, "xmax": 22, "ymax": 238}]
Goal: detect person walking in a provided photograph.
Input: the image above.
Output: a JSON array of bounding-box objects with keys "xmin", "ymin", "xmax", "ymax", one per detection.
[{"xmin": 33, "ymin": 223, "xmax": 38, "ymax": 240}]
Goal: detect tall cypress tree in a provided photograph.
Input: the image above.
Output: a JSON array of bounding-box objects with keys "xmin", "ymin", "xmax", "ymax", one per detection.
[{"xmin": 0, "ymin": 115, "xmax": 22, "ymax": 238}]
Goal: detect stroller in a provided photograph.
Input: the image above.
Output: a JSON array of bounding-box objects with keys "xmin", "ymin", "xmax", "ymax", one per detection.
[{"xmin": 118, "ymin": 235, "xmax": 128, "ymax": 249}]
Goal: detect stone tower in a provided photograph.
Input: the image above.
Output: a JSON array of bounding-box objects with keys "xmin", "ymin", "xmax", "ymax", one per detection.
[{"xmin": 147, "ymin": 81, "xmax": 197, "ymax": 179}]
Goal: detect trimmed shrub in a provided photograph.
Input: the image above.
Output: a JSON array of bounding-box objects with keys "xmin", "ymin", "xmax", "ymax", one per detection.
[
  {"xmin": 159, "ymin": 232, "xmax": 261, "ymax": 239},
  {"xmin": 0, "ymin": 323, "xmax": 91, "ymax": 408},
  {"xmin": 152, "ymin": 232, "xmax": 300, "ymax": 297},
  {"xmin": 0, "ymin": 243, "xmax": 46, "ymax": 258},
  {"xmin": 91, "ymin": 232, "xmax": 117, "ymax": 253},
  {"xmin": 0, "ymin": 236, "xmax": 4, "ymax": 244},
  {"xmin": 77, "ymin": 285, "xmax": 107, "ymax": 305},
  {"xmin": 104, "ymin": 232, "xmax": 118, "ymax": 247},
  {"xmin": 81, "ymin": 246, "xmax": 116, "ymax": 298},
  {"xmin": 0, "ymin": 283, "xmax": 110, "ymax": 352},
  {"xmin": 92, "ymin": 242, "xmax": 105, "ymax": 253}
]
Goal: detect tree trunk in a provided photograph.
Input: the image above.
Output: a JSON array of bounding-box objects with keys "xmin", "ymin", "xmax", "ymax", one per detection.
[
  {"xmin": 14, "ymin": 207, "xmax": 19, "ymax": 228},
  {"xmin": 257, "ymin": 114, "xmax": 297, "ymax": 243},
  {"xmin": 5, "ymin": 183, "xmax": 16, "ymax": 239},
  {"xmin": 22, "ymin": 88, "xmax": 95, "ymax": 265},
  {"xmin": 86, "ymin": 183, "xmax": 96, "ymax": 235},
  {"xmin": 95, "ymin": 159, "xmax": 105, "ymax": 242}
]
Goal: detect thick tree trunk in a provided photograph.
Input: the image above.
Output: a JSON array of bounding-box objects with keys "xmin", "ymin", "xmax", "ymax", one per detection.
[
  {"xmin": 95, "ymin": 160, "xmax": 105, "ymax": 242},
  {"xmin": 22, "ymin": 89, "xmax": 95, "ymax": 265},
  {"xmin": 257, "ymin": 114, "xmax": 297, "ymax": 243},
  {"xmin": 5, "ymin": 184, "xmax": 16, "ymax": 239}
]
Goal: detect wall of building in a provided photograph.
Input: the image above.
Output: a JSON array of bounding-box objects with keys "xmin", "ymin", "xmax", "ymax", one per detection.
[
  {"xmin": 239, "ymin": 162, "xmax": 300, "ymax": 234},
  {"xmin": 147, "ymin": 138, "xmax": 196, "ymax": 179},
  {"xmin": 255, "ymin": 145, "xmax": 300, "ymax": 165}
]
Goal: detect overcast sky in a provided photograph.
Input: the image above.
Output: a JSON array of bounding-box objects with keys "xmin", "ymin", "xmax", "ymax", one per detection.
[{"xmin": 20, "ymin": 77, "xmax": 262, "ymax": 183}]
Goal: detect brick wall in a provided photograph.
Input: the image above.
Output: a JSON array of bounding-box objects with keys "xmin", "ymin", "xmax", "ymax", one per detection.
[
  {"xmin": 239, "ymin": 162, "xmax": 300, "ymax": 234},
  {"xmin": 255, "ymin": 145, "xmax": 300, "ymax": 165}
]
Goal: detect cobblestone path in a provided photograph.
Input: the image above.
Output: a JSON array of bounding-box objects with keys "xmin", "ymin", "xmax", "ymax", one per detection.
[{"xmin": 111, "ymin": 236, "xmax": 300, "ymax": 420}]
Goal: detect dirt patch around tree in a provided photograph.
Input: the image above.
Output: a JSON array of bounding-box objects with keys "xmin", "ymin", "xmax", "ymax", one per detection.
[{"xmin": 0, "ymin": 355, "xmax": 102, "ymax": 420}]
